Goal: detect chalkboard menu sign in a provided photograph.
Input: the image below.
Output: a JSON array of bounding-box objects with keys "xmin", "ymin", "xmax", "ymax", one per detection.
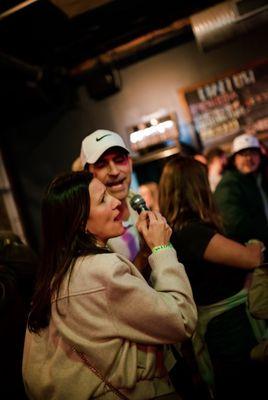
[{"xmin": 181, "ymin": 60, "xmax": 268, "ymax": 147}]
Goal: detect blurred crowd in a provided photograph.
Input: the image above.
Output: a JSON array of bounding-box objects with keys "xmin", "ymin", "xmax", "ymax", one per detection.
[{"xmin": 1, "ymin": 130, "xmax": 268, "ymax": 400}]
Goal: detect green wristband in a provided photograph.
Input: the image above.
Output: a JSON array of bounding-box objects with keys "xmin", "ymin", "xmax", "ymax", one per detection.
[
  {"xmin": 246, "ymin": 239, "xmax": 266, "ymax": 252},
  {"xmin": 152, "ymin": 243, "xmax": 173, "ymax": 254}
]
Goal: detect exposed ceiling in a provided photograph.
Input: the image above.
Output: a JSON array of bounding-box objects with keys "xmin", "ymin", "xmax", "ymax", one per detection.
[
  {"xmin": 0, "ymin": 0, "xmax": 223, "ymax": 74},
  {"xmin": 1, "ymin": 0, "xmax": 268, "ymax": 103}
]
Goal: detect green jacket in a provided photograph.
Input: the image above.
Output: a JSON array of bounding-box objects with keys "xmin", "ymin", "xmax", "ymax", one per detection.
[{"xmin": 214, "ymin": 169, "xmax": 268, "ymax": 247}]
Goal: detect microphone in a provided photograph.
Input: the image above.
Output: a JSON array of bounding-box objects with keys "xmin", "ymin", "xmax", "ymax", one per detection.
[{"xmin": 130, "ymin": 194, "xmax": 150, "ymax": 214}]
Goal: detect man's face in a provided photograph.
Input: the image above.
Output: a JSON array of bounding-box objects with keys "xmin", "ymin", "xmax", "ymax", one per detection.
[
  {"xmin": 234, "ymin": 148, "xmax": 261, "ymax": 174},
  {"xmin": 88, "ymin": 148, "xmax": 132, "ymax": 201}
]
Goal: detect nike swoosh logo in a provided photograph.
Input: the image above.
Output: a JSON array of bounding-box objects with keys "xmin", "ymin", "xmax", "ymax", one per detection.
[{"xmin": 96, "ymin": 134, "xmax": 111, "ymax": 142}]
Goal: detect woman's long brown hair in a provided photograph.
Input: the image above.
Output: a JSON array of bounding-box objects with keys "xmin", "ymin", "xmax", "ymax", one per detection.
[
  {"xmin": 28, "ymin": 171, "xmax": 109, "ymax": 333},
  {"xmin": 159, "ymin": 156, "xmax": 222, "ymax": 232}
]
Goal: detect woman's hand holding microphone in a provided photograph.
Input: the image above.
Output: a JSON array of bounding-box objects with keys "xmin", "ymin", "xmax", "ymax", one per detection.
[{"xmin": 136, "ymin": 211, "xmax": 172, "ymax": 252}]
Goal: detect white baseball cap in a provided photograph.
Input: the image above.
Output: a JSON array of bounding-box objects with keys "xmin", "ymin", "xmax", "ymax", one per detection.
[
  {"xmin": 231, "ymin": 133, "xmax": 260, "ymax": 156},
  {"xmin": 80, "ymin": 129, "xmax": 129, "ymax": 166}
]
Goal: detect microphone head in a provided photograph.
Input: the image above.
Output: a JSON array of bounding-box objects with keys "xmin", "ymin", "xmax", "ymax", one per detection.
[{"xmin": 130, "ymin": 194, "xmax": 149, "ymax": 214}]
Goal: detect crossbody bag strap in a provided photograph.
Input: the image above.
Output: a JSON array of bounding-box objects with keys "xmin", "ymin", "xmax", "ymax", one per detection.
[{"xmin": 72, "ymin": 347, "xmax": 129, "ymax": 400}]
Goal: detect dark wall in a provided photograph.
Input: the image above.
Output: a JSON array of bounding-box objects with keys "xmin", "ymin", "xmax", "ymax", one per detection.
[{"xmin": 1, "ymin": 90, "xmax": 91, "ymax": 251}]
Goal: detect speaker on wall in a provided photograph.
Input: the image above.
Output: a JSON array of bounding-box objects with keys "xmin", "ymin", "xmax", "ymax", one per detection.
[{"xmin": 85, "ymin": 64, "xmax": 122, "ymax": 101}]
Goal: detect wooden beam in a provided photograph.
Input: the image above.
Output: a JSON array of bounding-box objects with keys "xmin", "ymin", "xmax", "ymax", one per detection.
[{"xmin": 70, "ymin": 17, "xmax": 190, "ymax": 75}]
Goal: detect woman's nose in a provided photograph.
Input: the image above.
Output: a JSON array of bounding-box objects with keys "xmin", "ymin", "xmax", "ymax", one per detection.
[
  {"xmin": 114, "ymin": 197, "xmax": 121, "ymax": 208},
  {"xmin": 109, "ymin": 197, "xmax": 121, "ymax": 211},
  {"xmin": 109, "ymin": 193, "xmax": 121, "ymax": 209}
]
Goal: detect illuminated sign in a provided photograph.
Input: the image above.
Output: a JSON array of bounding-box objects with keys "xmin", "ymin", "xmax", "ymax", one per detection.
[{"xmin": 128, "ymin": 113, "xmax": 179, "ymax": 152}]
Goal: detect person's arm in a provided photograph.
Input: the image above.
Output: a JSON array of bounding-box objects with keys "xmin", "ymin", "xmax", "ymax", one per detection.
[
  {"xmin": 132, "ymin": 210, "xmax": 171, "ymax": 278},
  {"xmin": 108, "ymin": 211, "xmax": 196, "ymax": 344},
  {"xmin": 57, "ymin": 250, "xmax": 197, "ymax": 349},
  {"xmin": 203, "ymin": 233, "xmax": 262, "ymax": 269},
  {"xmin": 57, "ymin": 212, "xmax": 197, "ymax": 347},
  {"xmin": 106, "ymin": 248, "xmax": 197, "ymax": 344}
]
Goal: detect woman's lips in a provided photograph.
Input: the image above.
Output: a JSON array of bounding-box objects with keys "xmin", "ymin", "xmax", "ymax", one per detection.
[{"xmin": 114, "ymin": 210, "xmax": 122, "ymax": 222}]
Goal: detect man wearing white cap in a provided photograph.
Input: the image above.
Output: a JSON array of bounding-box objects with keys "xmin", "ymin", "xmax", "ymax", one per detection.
[
  {"xmin": 80, "ymin": 129, "xmax": 143, "ymax": 263},
  {"xmin": 214, "ymin": 133, "xmax": 268, "ymax": 254}
]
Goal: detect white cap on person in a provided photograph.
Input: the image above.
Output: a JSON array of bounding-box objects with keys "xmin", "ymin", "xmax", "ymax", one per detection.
[
  {"xmin": 80, "ymin": 129, "xmax": 129, "ymax": 167},
  {"xmin": 231, "ymin": 133, "xmax": 260, "ymax": 156}
]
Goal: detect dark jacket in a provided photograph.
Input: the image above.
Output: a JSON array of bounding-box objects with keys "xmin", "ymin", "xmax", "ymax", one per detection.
[
  {"xmin": 0, "ymin": 231, "xmax": 38, "ymax": 399},
  {"xmin": 214, "ymin": 168, "xmax": 268, "ymax": 248}
]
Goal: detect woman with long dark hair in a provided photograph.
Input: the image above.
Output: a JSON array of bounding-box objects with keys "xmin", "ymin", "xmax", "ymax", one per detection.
[
  {"xmin": 159, "ymin": 156, "xmax": 266, "ymax": 400},
  {"xmin": 23, "ymin": 171, "xmax": 197, "ymax": 400}
]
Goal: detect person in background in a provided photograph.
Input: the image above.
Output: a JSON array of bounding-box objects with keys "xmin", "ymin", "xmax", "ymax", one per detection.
[
  {"xmin": 139, "ymin": 181, "xmax": 159, "ymax": 212},
  {"xmin": 80, "ymin": 129, "xmax": 145, "ymax": 266},
  {"xmin": 0, "ymin": 231, "xmax": 38, "ymax": 399},
  {"xmin": 179, "ymin": 142, "xmax": 207, "ymax": 166},
  {"xmin": 204, "ymin": 147, "xmax": 228, "ymax": 192},
  {"xmin": 214, "ymin": 133, "xmax": 268, "ymax": 258},
  {"xmin": 158, "ymin": 155, "xmax": 266, "ymax": 400},
  {"xmin": 23, "ymin": 171, "xmax": 197, "ymax": 400}
]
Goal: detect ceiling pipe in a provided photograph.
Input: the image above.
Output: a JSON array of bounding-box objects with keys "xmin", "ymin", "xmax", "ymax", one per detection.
[
  {"xmin": 70, "ymin": 17, "xmax": 190, "ymax": 77},
  {"xmin": 0, "ymin": 51, "xmax": 43, "ymax": 81},
  {"xmin": 190, "ymin": 0, "xmax": 268, "ymax": 51},
  {"xmin": 69, "ymin": 0, "xmax": 268, "ymax": 78}
]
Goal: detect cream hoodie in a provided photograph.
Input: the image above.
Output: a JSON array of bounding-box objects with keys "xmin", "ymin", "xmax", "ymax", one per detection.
[{"xmin": 23, "ymin": 248, "xmax": 197, "ymax": 399}]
